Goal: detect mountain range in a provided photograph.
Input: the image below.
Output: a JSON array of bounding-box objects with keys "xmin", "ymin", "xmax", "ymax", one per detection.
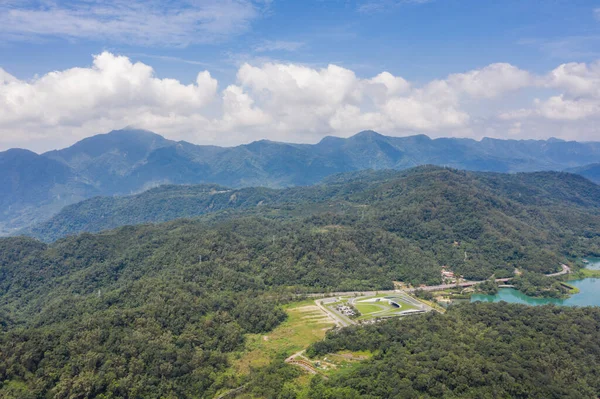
[{"xmin": 2, "ymin": 128, "xmax": 600, "ymax": 235}]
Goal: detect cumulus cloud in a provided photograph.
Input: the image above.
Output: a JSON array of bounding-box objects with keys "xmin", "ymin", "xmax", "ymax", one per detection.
[
  {"xmin": 0, "ymin": 0, "xmax": 266, "ymax": 46},
  {"xmin": 1, "ymin": 52, "xmax": 600, "ymax": 151},
  {"xmin": 367, "ymin": 72, "xmax": 411, "ymax": 96},
  {"xmin": 546, "ymin": 61, "xmax": 600, "ymax": 98},
  {"xmin": 220, "ymin": 85, "xmax": 271, "ymax": 130},
  {"xmin": 0, "ymin": 52, "xmax": 218, "ymax": 149},
  {"xmin": 446, "ymin": 63, "xmax": 533, "ymax": 99},
  {"xmin": 501, "ymin": 61, "xmax": 600, "ymax": 123}
]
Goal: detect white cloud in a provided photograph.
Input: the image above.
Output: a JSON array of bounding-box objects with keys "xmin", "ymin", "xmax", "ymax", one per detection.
[
  {"xmin": 546, "ymin": 61, "xmax": 600, "ymax": 98},
  {"xmin": 537, "ymin": 96, "xmax": 600, "ymax": 120},
  {"xmin": 446, "ymin": 63, "xmax": 533, "ymax": 99},
  {"xmin": 0, "ymin": 52, "xmax": 218, "ymax": 149},
  {"xmin": 501, "ymin": 61, "xmax": 600, "ymax": 123},
  {"xmin": 367, "ymin": 72, "xmax": 411, "ymax": 96},
  {"xmin": 2, "ymin": 52, "xmax": 600, "ymax": 152},
  {"xmin": 0, "ymin": 0, "xmax": 266, "ymax": 46},
  {"xmin": 219, "ymin": 85, "xmax": 271, "ymax": 129}
]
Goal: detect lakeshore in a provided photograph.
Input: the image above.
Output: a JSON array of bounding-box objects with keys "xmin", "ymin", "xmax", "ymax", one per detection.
[{"xmin": 472, "ymin": 259, "xmax": 600, "ymax": 306}]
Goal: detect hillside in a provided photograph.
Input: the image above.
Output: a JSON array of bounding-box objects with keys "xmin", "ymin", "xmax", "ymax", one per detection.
[
  {"xmin": 3, "ymin": 168, "xmax": 600, "ymax": 397},
  {"xmin": 305, "ymin": 303, "xmax": 600, "ymax": 398},
  {"xmin": 0, "ymin": 149, "xmax": 97, "ymax": 235},
  {"xmin": 27, "ymin": 168, "xmax": 600, "ymax": 271},
  {"xmin": 2, "ymin": 129, "xmax": 600, "ymax": 234}
]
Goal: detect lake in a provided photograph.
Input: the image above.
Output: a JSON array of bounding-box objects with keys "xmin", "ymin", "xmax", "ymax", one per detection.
[
  {"xmin": 584, "ymin": 257, "xmax": 600, "ymax": 270},
  {"xmin": 471, "ymin": 278, "xmax": 600, "ymax": 307}
]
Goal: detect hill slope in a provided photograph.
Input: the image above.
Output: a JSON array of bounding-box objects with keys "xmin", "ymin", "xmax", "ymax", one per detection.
[
  {"xmin": 27, "ymin": 167, "xmax": 600, "ymax": 247},
  {"xmin": 2, "ymin": 129, "xmax": 600, "ymax": 234},
  {"xmin": 0, "ymin": 149, "xmax": 97, "ymax": 235},
  {"xmin": 24, "ymin": 167, "xmax": 600, "ymax": 281},
  {"xmin": 2, "ymin": 168, "xmax": 600, "ymax": 398},
  {"xmin": 306, "ymin": 303, "xmax": 600, "ymax": 398}
]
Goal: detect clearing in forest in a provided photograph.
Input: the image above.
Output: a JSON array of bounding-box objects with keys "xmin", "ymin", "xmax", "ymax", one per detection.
[{"xmin": 234, "ymin": 300, "xmax": 335, "ymax": 374}]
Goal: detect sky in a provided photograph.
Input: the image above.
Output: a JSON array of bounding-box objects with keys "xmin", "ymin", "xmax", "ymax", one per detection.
[{"xmin": 0, "ymin": 0, "xmax": 600, "ymax": 152}]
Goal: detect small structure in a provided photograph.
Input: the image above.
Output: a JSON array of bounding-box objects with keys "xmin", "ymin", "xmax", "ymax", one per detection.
[{"xmin": 441, "ymin": 266, "xmax": 462, "ymax": 283}]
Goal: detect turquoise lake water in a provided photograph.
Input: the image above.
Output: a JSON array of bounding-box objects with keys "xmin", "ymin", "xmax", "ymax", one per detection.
[
  {"xmin": 471, "ymin": 278, "xmax": 600, "ymax": 306},
  {"xmin": 584, "ymin": 257, "xmax": 600, "ymax": 270}
]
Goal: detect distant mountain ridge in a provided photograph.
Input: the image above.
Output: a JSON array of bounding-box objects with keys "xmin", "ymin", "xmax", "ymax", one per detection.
[
  {"xmin": 567, "ymin": 163, "xmax": 600, "ymax": 184},
  {"xmin": 2, "ymin": 128, "xmax": 600, "ymax": 234}
]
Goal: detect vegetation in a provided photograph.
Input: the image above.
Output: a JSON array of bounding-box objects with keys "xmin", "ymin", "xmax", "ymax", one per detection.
[
  {"xmin": 26, "ymin": 167, "xmax": 600, "ymax": 283},
  {"xmin": 2, "ymin": 167, "xmax": 600, "ymax": 397},
  {"xmin": 475, "ymin": 279, "xmax": 499, "ymax": 295},
  {"xmin": 234, "ymin": 300, "xmax": 334, "ymax": 375},
  {"xmin": 413, "ymin": 289, "xmax": 434, "ymax": 301},
  {"xmin": 570, "ymin": 268, "xmax": 600, "ymax": 279},
  {"xmin": 307, "ymin": 303, "xmax": 600, "ymax": 398},
  {"xmin": 513, "ymin": 271, "xmax": 569, "ymax": 298}
]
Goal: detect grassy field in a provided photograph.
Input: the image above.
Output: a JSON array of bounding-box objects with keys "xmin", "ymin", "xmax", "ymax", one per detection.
[
  {"xmin": 311, "ymin": 350, "xmax": 373, "ymax": 377},
  {"xmin": 353, "ymin": 295, "xmax": 420, "ymax": 320},
  {"xmin": 233, "ymin": 300, "xmax": 335, "ymax": 374},
  {"xmin": 567, "ymin": 269, "xmax": 600, "ymax": 283},
  {"xmin": 354, "ymin": 302, "xmax": 386, "ymax": 314}
]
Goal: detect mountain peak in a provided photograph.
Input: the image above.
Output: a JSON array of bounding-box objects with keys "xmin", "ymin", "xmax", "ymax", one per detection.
[
  {"xmin": 44, "ymin": 128, "xmax": 174, "ymax": 160},
  {"xmin": 351, "ymin": 130, "xmax": 386, "ymax": 140},
  {"xmin": 0, "ymin": 148, "xmax": 39, "ymax": 158},
  {"xmin": 105, "ymin": 128, "xmax": 167, "ymax": 140}
]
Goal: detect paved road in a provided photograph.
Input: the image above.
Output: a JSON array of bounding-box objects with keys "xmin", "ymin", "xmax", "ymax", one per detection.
[
  {"xmin": 405, "ymin": 265, "xmax": 571, "ymax": 292},
  {"xmin": 404, "ymin": 278, "xmax": 513, "ymax": 293},
  {"xmin": 306, "ymin": 290, "xmax": 397, "ymax": 298},
  {"xmin": 306, "ymin": 264, "xmax": 571, "ymax": 303},
  {"xmin": 546, "ymin": 264, "xmax": 571, "ymax": 277}
]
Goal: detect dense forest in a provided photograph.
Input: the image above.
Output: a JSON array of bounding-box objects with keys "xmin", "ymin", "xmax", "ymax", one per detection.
[
  {"xmin": 26, "ymin": 167, "xmax": 600, "ymax": 245},
  {"xmin": 2, "ymin": 167, "xmax": 600, "ymax": 397},
  {"xmin": 306, "ymin": 303, "xmax": 600, "ymax": 398},
  {"xmin": 25, "ymin": 168, "xmax": 600, "ymax": 281}
]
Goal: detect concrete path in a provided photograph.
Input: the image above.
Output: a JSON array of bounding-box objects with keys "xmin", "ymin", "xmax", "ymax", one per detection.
[{"xmin": 546, "ymin": 264, "xmax": 571, "ymax": 277}]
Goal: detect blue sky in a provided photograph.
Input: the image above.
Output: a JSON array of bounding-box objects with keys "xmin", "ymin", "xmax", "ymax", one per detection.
[{"xmin": 0, "ymin": 0, "xmax": 599, "ymax": 151}]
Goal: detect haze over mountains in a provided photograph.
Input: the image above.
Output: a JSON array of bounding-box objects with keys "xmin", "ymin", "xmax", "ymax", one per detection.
[{"xmin": 2, "ymin": 128, "xmax": 600, "ymax": 235}]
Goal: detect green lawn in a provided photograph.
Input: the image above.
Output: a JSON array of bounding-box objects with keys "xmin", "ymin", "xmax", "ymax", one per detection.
[
  {"xmin": 354, "ymin": 302, "xmax": 387, "ymax": 315},
  {"xmin": 353, "ymin": 296, "xmax": 420, "ymax": 320}
]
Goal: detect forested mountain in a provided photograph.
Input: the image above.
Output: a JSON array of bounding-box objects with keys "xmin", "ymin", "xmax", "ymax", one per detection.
[
  {"xmin": 27, "ymin": 167, "xmax": 600, "ymax": 269},
  {"xmin": 3, "ymin": 167, "xmax": 600, "ymax": 398},
  {"xmin": 0, "ymin": 149, "xmax": 97, "ymax": 235},
  {"xmin": 2, "ymin": 128, "xmax": 600, "ymax": 234},
  {"xmin": 306, "ymin": 303, "xmax": 600, "ymax": 398}
]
